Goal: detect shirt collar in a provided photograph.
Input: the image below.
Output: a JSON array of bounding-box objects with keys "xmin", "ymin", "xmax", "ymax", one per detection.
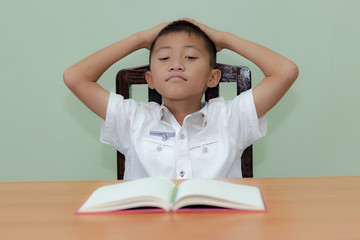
[{"xmin": 158, "ymin": 102, "xmax": 208, "ymax": 127}]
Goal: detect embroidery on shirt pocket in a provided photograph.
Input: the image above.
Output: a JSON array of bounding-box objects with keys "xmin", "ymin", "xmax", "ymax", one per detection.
[{"xmin": 149, "ymin": 131, "xmax": 175, "ymax": 140}]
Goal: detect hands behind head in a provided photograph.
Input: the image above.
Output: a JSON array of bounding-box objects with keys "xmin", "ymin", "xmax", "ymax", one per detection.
[
  {"xmin": 139, "ymin": 19, "xmax": 225, "ymax": 52},
  {"xmin": 179, "ymin": 18, "xmax": 225, "ymax": 52},
  {"xmin": 138, "ymin": 22, "xmax": 169, "ymax": 50}
]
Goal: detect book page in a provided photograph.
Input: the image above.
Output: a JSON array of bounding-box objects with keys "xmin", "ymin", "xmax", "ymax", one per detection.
[
  {"xmin": 173, "ymin": 179, "xmax": 265, "ymax": 210},
  {"xmin": 78, "ymin": 177, "xmax": 176, "ymax": 212}
]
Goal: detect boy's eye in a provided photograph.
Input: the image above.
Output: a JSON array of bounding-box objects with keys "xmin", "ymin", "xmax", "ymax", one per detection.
[
  {"xmin": 185, "ymin": 56, "xmax": 197, "ymax": 60},
  {"xmin": 158, "ymin": 57, "xmax": 170, "ymax": 61}
]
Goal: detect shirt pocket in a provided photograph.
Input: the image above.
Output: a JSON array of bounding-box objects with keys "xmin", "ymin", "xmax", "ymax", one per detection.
[
  {"xmin": 142, "ymin": 136, "xmax": 175, "ymax": 150},
  {"xmin": 138, "ymin": 136, "xmax": 176, "ymax": 166},
  {"xmin": 189, "ymin": 140, "xmax": 219, "ymax": 165}
]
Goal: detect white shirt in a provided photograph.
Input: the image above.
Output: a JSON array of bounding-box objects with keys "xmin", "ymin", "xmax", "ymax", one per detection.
[{"xmin": 101, "ymin": 89, "xmax": 267, "ymax": 180}]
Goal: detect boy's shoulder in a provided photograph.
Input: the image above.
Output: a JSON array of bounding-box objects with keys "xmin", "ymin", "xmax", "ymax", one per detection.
[
  {"xmin": 206, "ymin": 89, "xmax": 255, "ymax": 115},
  {"xmin": 109, "ymin": 92, "xmax": 162, "ymax": 117}
]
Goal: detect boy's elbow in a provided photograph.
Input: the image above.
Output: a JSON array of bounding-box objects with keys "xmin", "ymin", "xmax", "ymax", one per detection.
[
  {"xmin": 63, "ymin": 68, "xmax": 71, "ymax": 87},
  {"xmin": 284, "ymin": 61, "xmax": 299, "ymax": 84},
  {"xmin": 275, "ymin": 60, "xmax": 299, "ymax": 86},
  {"xmin": 63, "ymin": 66, "xmax": 78, "ymax": 89}
]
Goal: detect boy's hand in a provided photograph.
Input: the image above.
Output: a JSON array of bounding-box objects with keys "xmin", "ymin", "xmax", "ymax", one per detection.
[
  {"xmin": 138, "ymin": 22, "xmax": 169, "ymax": 50},
  {"xmin": 181, "ymin": 18, "xmax": 225, "ymax": 52},
  {"xmin": 182, "ymin": 18, "xmax": 298, "ymax": 119}
]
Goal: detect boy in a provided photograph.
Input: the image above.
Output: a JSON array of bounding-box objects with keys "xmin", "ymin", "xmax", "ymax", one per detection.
[{"xmin": 64, "ymin": 19, "xmax": 298, "ymax": 180}]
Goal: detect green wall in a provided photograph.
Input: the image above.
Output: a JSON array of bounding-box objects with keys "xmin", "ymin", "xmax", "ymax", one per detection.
[{"xmin": 1, "ymin": 0, "xmax": 359, "ymax": 181}]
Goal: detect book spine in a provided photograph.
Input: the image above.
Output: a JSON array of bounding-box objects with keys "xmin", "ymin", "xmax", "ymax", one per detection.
[{"xmin": 170, "ymin": 186, "xmax": 178, "ymax": 204}]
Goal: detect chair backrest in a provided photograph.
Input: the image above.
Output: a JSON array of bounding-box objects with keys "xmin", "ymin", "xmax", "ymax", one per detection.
[{"xmin": 115, "ymin": 63, "xmax": 253, "ymax": 179}]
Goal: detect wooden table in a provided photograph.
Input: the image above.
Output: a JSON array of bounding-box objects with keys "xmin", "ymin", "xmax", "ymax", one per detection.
[{"xmin": 1, "ymin": 177, "xmax": 360, "ymax": 240}]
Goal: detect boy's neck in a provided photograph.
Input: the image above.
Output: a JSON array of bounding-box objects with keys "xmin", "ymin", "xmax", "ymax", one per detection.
[{"xmin": 163, "ymin": 100, "xmax": 202, "ymax": 126}]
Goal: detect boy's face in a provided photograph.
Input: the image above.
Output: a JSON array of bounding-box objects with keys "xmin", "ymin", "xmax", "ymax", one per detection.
[{"xmin": 146, "ymin": 32, "xmax": 220, "ymax": 105}]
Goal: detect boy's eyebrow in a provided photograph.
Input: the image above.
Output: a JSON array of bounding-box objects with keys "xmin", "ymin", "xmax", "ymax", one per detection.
[
  {"xmin": 154, "ymin": 45, "xmax": 202, "ymax": 53},
  {"xmin": 184, "ymin": 45, "xmax": 202, "ymax": 52},
  {"xmin": 154, "ymin": 46, "xmax": 171, "ymax": 53}
]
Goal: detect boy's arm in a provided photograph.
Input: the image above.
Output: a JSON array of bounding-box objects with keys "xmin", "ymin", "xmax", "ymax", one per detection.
[
  {"xmin": 63, "ymin": 23, "xmax": 167, "ymax": 120},
  {"xmin": 185, "ymin": 19, "xmax": 299, "ymax": 118}
]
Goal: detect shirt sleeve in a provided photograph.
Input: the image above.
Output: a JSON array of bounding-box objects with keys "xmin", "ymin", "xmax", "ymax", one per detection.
[
  {"xmin": 227, "ymin": 89, "xmax": 267, "ymax": 148},
  {"xmin": 100, "ymin": 92, "xmax": 136, "ymax": 154}
]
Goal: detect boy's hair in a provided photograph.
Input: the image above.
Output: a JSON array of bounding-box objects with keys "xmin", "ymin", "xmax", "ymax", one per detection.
[{"xmin": 149, "ymin": 20, "xmax": 217, "ymax": 68}]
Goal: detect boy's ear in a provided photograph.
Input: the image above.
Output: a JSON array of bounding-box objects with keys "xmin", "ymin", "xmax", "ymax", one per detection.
[
  {"xmin": 145, "ymin": 71, "xmax": 155, "ymax": 89},
  {"xmin": 207, "ymin": 69, "xmax": 221, "ymax": 88}
]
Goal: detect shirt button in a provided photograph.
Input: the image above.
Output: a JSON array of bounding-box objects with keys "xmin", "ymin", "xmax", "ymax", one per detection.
[
  {"xmin": 179, "ymin": 170, "xmax": 185, "ymax": 178},
  {"xmin": 202, "ymin": 146, "xmax": 208, "ymax": 153},
  {"xmin": 157, "ymin": 145, "xmax": 163, "ymax": 151},
  {"xmin": 179, "ymin": 134, "xmax": 185, "ymax": 140}
]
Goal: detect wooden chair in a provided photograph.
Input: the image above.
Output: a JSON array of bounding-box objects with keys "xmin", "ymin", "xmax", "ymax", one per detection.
[{"xmin": 116, "ymin": 63, "xmax": 253, "ymax": 179}]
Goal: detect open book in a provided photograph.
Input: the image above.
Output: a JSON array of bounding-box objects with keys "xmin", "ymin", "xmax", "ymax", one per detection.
[{"xmin": 76, "ymin": 178, "xmax": 266, "ymax": 214}]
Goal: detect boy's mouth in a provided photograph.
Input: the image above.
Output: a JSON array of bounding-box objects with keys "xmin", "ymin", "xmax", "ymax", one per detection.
[{"xmin": 166, "ymin": 75, "xmax": 187, "ymax": 82}]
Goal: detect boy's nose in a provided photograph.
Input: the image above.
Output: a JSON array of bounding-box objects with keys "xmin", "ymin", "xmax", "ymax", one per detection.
[
  {"xmin": 170, "ymin": 65, "xmax": 184, "ymax": 71},
  {"xmin": 169, "ymin": 59, "xmax": 185, "ymax": 71}
]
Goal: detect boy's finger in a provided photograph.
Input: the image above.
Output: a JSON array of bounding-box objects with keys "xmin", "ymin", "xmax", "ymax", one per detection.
[{"xmin": 179, "ymin": 18, "xmax": 199, "ymax": 26}]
